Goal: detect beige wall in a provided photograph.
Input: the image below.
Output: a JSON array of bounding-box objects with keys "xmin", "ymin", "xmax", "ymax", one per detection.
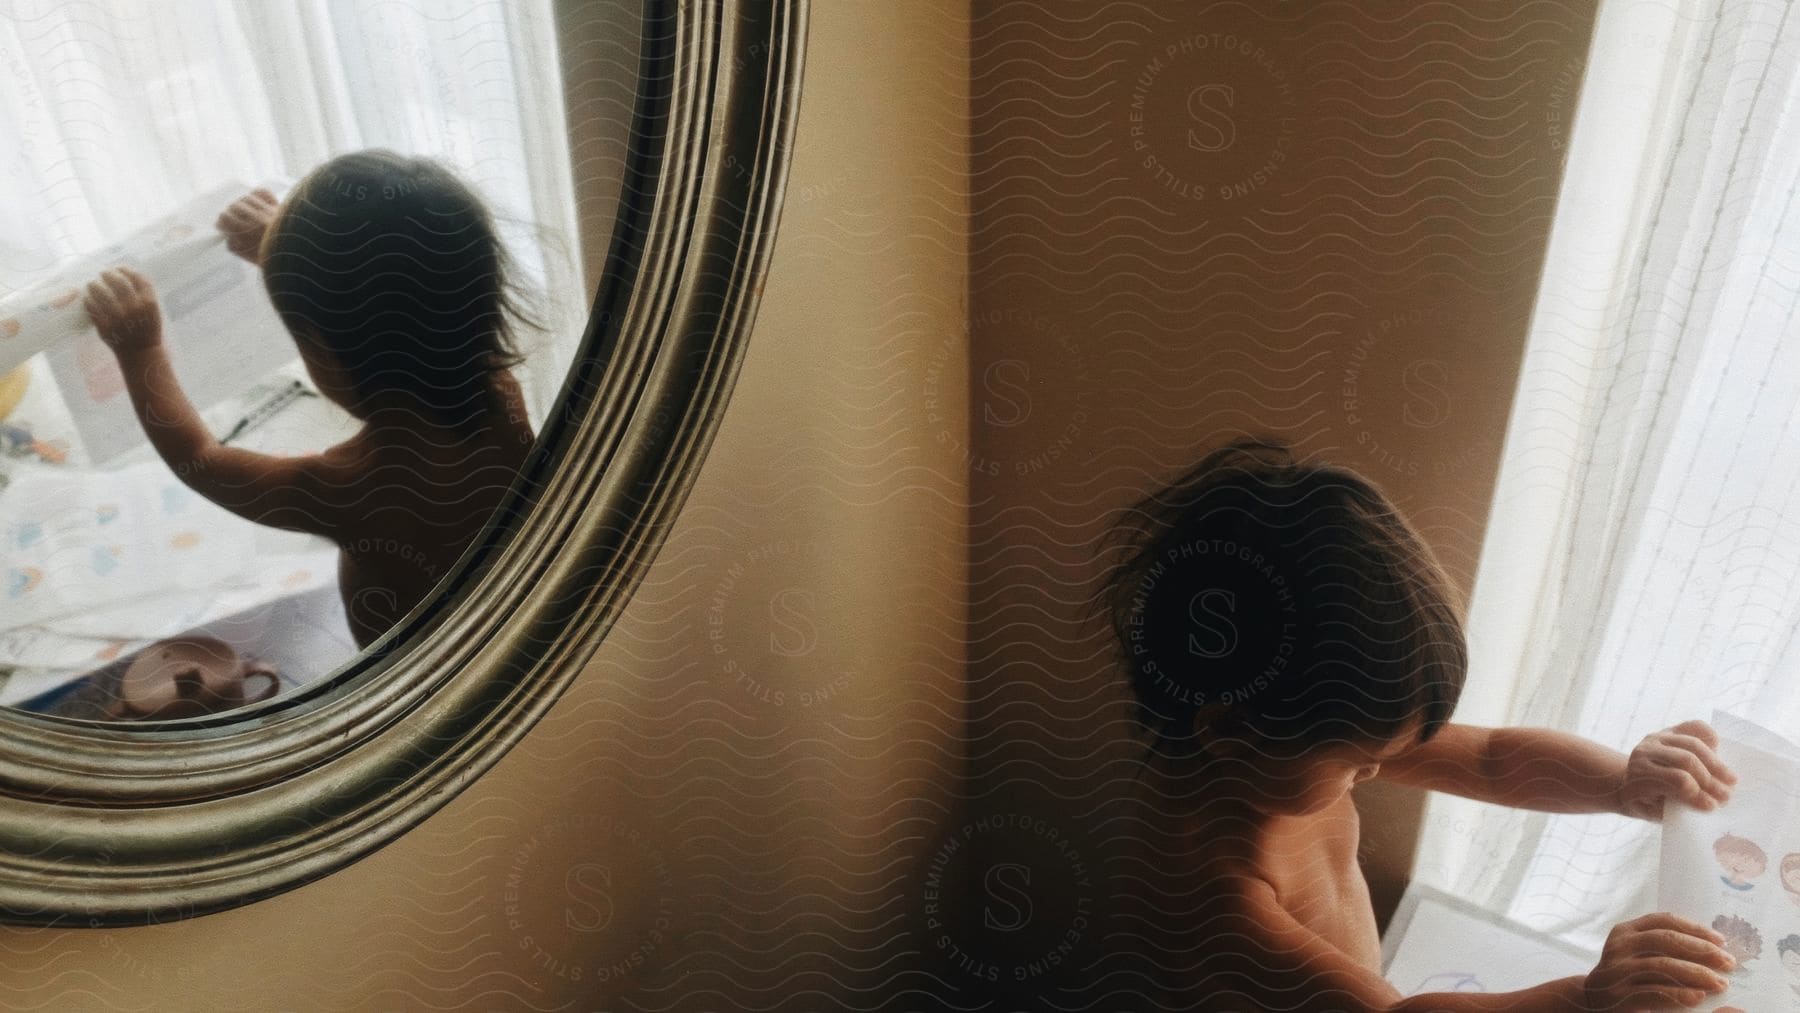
[
  {"xmin": 958, "ymin": 2, "xmax": 1597, "ymax": 1003},
  {"xmin": 0, "ymin": 3, "xmax": 969, "ymax": 1009}
]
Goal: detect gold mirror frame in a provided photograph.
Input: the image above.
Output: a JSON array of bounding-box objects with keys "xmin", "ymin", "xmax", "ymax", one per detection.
[{"xmin": 0, "ymin": 0, "xmax": 806, "ymax": 927}]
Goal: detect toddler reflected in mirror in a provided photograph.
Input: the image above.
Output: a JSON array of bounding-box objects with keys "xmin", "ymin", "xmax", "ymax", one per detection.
[{"xmin": 84, "ymin": 151, "xmax": 539, "ymax": 647}]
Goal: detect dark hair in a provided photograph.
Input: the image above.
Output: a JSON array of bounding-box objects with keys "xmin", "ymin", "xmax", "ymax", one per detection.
[
  {"xmin": 261, "ymin": 149, "xmax": 537, "ymax": 426},
  {"xmin": 1102, "ymin": 438, "xmax": 1466, "ymax": 764}
]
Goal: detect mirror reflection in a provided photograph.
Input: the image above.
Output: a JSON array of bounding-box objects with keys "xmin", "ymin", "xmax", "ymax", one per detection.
[{"xmin": 0, "ymin": 1, "xmax": 639, "ymax": 720}]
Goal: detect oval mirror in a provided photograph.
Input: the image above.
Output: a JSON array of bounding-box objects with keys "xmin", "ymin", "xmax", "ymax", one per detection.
[{"xmin": 0, "ymin": 0, "xmax": 804, "ymax": 925}]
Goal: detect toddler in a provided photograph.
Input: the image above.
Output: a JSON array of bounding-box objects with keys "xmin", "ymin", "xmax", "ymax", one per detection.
[
  {"xmin": 1104, "ymin": 438, "xmax": 1742, "ymax": 1010},
  {"xmin": 84, "ymin": 151, "xmax": 539, "ymax": 647}
]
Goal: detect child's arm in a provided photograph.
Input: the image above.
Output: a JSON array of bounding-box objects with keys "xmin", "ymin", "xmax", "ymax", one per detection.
[
  {"xmin": 84, "ymin": 267, "xmax": 342, "ymax": 538},
  {"xmin": 1377, "ymin": 720, "xmax": 1735, "ymax": 819},
  {"xmin": 1195, "ymin": 879, "xmax": 1726, "ymax": 1011}
]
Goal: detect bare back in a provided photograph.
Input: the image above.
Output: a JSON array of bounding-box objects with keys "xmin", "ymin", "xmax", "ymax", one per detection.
[
  {"xmin": 1188, "ymin": 791, "xmax": 1382, "ymax": 970},
  {"xmin": 318, "ymin": 393, "xmax": 535, "ymax": 646},
  {"xmin": 1168, "ymin": 789, "xmax": 1611, "ymax": 1011}
]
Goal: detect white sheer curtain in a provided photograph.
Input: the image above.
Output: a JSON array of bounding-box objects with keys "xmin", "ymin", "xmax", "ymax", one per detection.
[
  {"xmin": 1413, "ymin": 0, "xmax": 1800, "ymax": 952},
  {"xmin": 0, "ymin": 0, "xmax": 585, "ymax": 422}
]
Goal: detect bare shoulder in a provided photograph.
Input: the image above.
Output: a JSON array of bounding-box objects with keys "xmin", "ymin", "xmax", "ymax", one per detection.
[
  {"xmin": 274, "ymin": 428, "xmax": 393, "ymax": 527},
  {"xmin": 1375, "ymin": 722, "xmax": 1491, "ymax": 790},
  {"xmin": 279, "ymin": 432, "xmax": 363, "ymax": 500},
  {"xmin": 318, "ymin": 424, "xmax": 381, "ymax": 468}
]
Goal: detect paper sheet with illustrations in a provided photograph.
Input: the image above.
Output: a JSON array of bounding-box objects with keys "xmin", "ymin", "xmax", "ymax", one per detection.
[
  {"xmin": 0, "ymin": 181, "xmax": 295, "ymax": 463},
  {"xmin": 1658, "ymin": 711, "xmax": 1800, "ymax": 1011}
]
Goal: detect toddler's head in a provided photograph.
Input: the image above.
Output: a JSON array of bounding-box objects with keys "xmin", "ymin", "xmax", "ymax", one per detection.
[
  {"xmin": 260, "ymin": 150, "xmax": 536, "ymax": 426},
  {"xmin": 1103, "ymin": 438, "xmax": 1466, "ymax": 813}
]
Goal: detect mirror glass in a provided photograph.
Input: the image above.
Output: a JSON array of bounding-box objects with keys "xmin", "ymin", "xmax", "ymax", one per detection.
[{"xmin": 0, "ymin": 0, "xmax": 642, "ymax": 720}]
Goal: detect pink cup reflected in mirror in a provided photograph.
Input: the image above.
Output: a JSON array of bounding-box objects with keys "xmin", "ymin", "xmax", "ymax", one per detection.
[{"xmin": 107, "ymin": 636, "xmax": 280, "ymax": 721}]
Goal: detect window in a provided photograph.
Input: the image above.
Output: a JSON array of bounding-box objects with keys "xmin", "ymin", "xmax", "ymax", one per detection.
[{"xmin": 1415, "ymin": 0, "xmax": 1800, "ymax": 950}]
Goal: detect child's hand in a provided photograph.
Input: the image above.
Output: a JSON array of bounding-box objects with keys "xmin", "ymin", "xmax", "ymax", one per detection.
[
  {"xmin": 1619, "ymin": 719, "xmax": 1736, "ymax": 820},
  {"xmin": 1583, "ymin": 913, "xmax": 1735, "ymax": 1010},
  {"xmin": 83, "ymin": 267, "xmax": 163, "ymax": 354},
  {"xmin": 216, "ymin": 188, "xmax": 279, "ymax": 265}
]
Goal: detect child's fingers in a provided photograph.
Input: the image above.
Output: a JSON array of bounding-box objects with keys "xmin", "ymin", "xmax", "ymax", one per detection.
[
  {"xmin": 101, "ymin": 268, "xmax": 137, "ymax": 303},
  {"xmin": 1605, "ymin": 970, "xmax": 1724, "ymax": 1011},
  {"xmin": 1671, "ymin": 719, "xmax": 1719, "ymax": 751},
  {"xmin": 1639, "ymin": 752, "xmax": 1703, "ymax": 798},
  {"xmin": 1615, "ymin": 953, "xmax": 1730, "ymax": 999},
  {"xmin": 1627, "ymin": 912, "xmax": 1726, "ymax": 944},
  {"xmin": 218, "ymin": 198, "xmax": 260, "ymax": 226},
  {"xmin": 218, "ymin": 202, "xmax": 269, "ymax": 244},
  {"xmin": 227, "ymin": 190, "xmax": 276, "ymax": 216},
  {"xmin": 1635, "ymin": 928, "xmax": 1736, "ymax": 972},
  {"xmin": 84, "ymin": 277, "xmax": 117, "ymax": 314},
  {"xmin": 119, "ymin": 266, "xmax": 154, "ymax": 296},
  {"xmin": 100, "ymin": 267, "xmax": 153, "ymax": 310},
  {"xmin": 1663, "ymin": 734, "xmax": 1736, "ymax": 796},
  {"xmin": 1654, "ymin": 764, "xmax": 1715, "ymax": 809},
  {"xmin": 1654, "ymin": 751, "xmax": 1730, "ymax": 806},
  {"xmin": 1648, "ymin": 745, "xmax": 1727, "ymax": 805},
  {"xmin": 1643, "ymin": 954, "xmax": 1732, "ymax": 995}
]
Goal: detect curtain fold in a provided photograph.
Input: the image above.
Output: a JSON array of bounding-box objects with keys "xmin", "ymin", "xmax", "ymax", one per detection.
[{"xmin": 1414, "ymin": 0, "xmax": 1800, "ymax": 952}]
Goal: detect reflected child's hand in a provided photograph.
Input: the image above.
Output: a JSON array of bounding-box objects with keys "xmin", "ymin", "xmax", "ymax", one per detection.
[
  {"xmin": 1619, "ymin": 719, "xmax": 1737, "ymax": 821},
  {"xmin": 216, "ymin": 188, "xmax": 279, "ymax": 265},
  {"xmin": 83, "ymin": 267, "xmax": 163, "ymax": 355}
]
